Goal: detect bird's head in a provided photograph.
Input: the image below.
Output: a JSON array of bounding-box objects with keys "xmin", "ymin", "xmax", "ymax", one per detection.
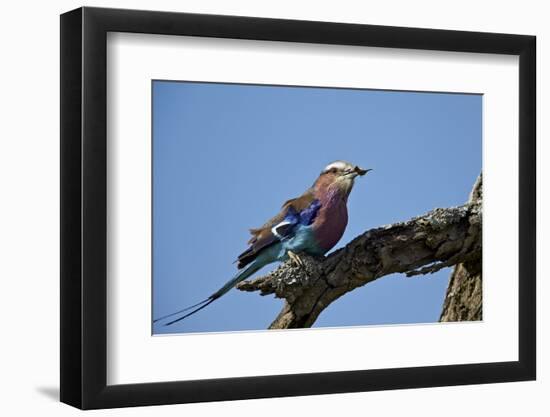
[{"xmin": 315, "ymin": 160, "xmax": 372, "ymax": 196}]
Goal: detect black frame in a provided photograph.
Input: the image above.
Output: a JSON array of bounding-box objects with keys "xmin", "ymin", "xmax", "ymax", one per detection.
[{"xmin": 60, "ymin": 6, "xmax": 536, "ymax": 410}]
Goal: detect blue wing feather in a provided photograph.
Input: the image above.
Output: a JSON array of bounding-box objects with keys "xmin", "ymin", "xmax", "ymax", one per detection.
[
  {"xmin": 298, "ymin": 199, "xmax": 321, "ymax": 225},
  {"xmin": 275, "ymin": 199, "xmax": 320, "ymax": 239},
  {"xmin": 237, "ymin": 197, "xmax": 321, "ymax": 268}
]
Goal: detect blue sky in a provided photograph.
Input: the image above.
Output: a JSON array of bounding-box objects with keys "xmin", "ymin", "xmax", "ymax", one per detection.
[{"xmin": 152, "ymin": 81, "xmax": 481, "ymax": 335}]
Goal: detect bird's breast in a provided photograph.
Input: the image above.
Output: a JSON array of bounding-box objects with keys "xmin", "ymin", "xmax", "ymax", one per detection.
[{"xmin": 312, "ymin": 198, "xmax": 349, "ymax": 253}]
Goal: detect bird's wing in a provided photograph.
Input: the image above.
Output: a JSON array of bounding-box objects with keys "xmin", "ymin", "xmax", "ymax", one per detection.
[{"xmin": 236, "ymin": 190, "xmax": 319, "ymax": 269}]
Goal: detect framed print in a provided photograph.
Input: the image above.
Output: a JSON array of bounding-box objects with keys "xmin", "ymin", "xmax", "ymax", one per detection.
[{"xmin": 60, "ymin": 6, "xmax": 536, "ymax": 409}]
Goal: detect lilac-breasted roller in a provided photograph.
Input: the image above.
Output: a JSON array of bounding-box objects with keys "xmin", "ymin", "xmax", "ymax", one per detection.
[{"xmin": 154, "ymin": 161, "xmax": 371, "ymax": 326}]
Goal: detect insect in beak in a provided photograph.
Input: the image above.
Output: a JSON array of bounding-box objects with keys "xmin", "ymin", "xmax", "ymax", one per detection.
[{"xmin": 354, "ymin": 167, "xmax": 372, "ymax": 176}]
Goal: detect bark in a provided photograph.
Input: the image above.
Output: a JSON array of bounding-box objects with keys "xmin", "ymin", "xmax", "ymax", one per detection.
[
  {"xmin": 237, "ymin": 175, "xmax": 482, "ymax": 329},
  {"xmin": 439, "ymin": 175, "xmax": 483, "ymax": 322}
]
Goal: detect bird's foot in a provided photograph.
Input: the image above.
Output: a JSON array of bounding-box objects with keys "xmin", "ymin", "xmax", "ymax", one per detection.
[{"xmin": 287, "ymin": 250, "xmax": 305, "ymax": 268}]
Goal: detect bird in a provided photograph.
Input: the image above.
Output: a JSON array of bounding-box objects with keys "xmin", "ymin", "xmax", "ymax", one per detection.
[{"xmin": 154, "ymin": 160, "xmax": 371, "ymax": 326}]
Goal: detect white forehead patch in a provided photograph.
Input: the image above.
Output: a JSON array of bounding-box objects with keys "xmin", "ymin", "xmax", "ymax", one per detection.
[{"xmin": 323, "ymin": 160, "xmax": 353, "ymax": 173}]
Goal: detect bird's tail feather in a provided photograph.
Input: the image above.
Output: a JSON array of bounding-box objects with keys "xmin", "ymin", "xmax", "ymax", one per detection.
[
  {"xmin": 152, "ymin": 298, "xmax": 212, "ymax": 324},
  {"xmin": 154, "ymin": 261, "xmax": 264, "ymax": 326}
]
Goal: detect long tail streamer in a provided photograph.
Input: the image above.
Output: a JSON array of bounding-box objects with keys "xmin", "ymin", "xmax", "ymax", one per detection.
[{"xmin": 153, "ymin": 261, "xmax": 263, "ymax": 326}]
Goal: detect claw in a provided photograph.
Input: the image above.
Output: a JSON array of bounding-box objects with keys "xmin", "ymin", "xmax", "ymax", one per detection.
[{"xmin": 287, "ymin": 250, "xmax": 304, "ymax": 268}]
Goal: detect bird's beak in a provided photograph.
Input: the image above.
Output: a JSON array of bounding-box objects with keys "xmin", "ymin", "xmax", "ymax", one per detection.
[{"xmin": 354, "ymin": 166, "xmax": 372, "ymax": 176}]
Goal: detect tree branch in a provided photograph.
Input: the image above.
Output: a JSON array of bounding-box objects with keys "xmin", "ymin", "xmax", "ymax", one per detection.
[
  {"xmin": 439, "ymin": 175, "xmax": 483, "ymax": 322},
  {"xmin": 237, "ymin": 176, "xmax": 482, "ymax": 329}
]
